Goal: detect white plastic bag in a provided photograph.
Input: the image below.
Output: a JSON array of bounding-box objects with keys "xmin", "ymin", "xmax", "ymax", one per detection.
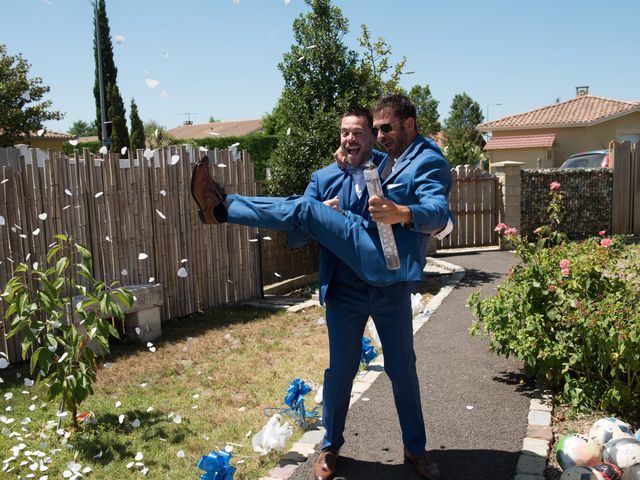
[
  {"xmin": 411, "ymin": 293, "xmax": 424, "ymax": 316},
  {"xmin": 252, "ymin": 414, "xmax": 293, "ymax": 455}
]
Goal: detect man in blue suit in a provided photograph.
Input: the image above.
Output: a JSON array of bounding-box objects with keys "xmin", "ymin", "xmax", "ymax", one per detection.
[{"xmin": 191, "ymin": 95, "xmax": 451, "ymax": 480}]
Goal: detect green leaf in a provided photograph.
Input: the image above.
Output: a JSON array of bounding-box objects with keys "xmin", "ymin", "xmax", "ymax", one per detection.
[
  {"xmin": 75, "ymin": 243, "xmax": 92, "ymax": 261},
  {"xmin": 54, "ymin": 233, "xmax": 69, "ymax": 242},
  {"xmin": 46, "ymin": 244, "xmax": 63, "ymax": 263},
  {"xmin": 55, "ymin": 257, "xmax": 70, "ymax": 277}
]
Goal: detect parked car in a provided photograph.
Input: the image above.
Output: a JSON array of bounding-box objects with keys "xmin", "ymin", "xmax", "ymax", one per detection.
[{"xmin": 559, "ymin": 149, "xmax": 608, "ymax": 169}]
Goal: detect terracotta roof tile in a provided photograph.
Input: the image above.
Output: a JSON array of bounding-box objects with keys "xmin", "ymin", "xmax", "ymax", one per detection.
[
  {"xmin": 478, "ymin": 95, "xmax": 640, "ymax": 131},
  {"xmin": 27, "ymin": 130, "xmax": 73, "ymax": 139},
  {"xmin": 485, "ymin": 133, "xmax": 556, "ymax": 150},
  {"xmin": 168, "ymin": 119, "xmax": 263, "ymax": 139}
]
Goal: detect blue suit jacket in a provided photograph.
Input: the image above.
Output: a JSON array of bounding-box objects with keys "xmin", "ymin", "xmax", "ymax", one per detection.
[{"xmin": 292, "ymin": 135, "xmax": 452, "ymax": 304}]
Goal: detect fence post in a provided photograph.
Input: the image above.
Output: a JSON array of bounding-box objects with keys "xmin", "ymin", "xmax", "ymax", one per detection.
[{"xmin": 491, "ymin": 161, "xmax": 524, "ymax": 249}]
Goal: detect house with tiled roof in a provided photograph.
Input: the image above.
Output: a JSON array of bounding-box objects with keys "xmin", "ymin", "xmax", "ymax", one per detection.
[
  {"xmin": 20, "ymin": 130, "xmax": 73, "ymax": 151},
  {"xmin": 477, "ymin": 87, "xmax": 640, "ymax": 169},
  {"xmin": 168, "ymin": 119, "xmax": 263, "ymax": 140}
]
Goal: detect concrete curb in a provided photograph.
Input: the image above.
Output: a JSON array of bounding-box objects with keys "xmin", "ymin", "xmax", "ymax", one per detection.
[
  {"xmin": 258, "ymin": 264, "xmax": 465, "ymax": 480},
  {"xmin": 513, "ymin": 384, "xmax": 554, "ymax": 480}
]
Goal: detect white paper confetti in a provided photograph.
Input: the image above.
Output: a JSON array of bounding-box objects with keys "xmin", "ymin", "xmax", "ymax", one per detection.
[
  {"xmin": 32, "ymin": 228, "xmax": 40, "ymax": 236},
  {"xmin": 37, "ymin": 129, "xmax": 45, "ymax": 136},
  {"xmin": 38, "ymin": 213, "xmax": 47, "ymax": 220},
  {"xmin": 159, "ymin": 189, "xmax": 166, "ymax": 196},
  {"xmin": 199, "ymin": 146, "xmax": 207, "ymax": 153},
  {"xmin": 145, "ymin": 78, "xmax": 159, "ymax": 88},
  {"xmin": 64, "ymin": 189, "xmax": 72, "ymax": 196},
  {"xmin": 132, "ymin": 419, "xmax": 141, "ymax": 428},
  {"xmin": 121, "ymin": 146, "xmax": 128, "ymax": 155},
  {"xmin": 138, "ymin": 253, "xmax": 148, "ymax": 260},
  {"xmin": 57, "ymin": 352, "xmax": 68, "ymax": 363},
  {"xmin": 176, "ymin": 450, "xmax": 185, "ymax": 458},
  {"xmin": 274, "ymin": 272, "xmax": 281, "ymax": 278},
  {"xmin": 177, "ymin": 267, "xmax": 188, "ymax": 278},
  {"xmin": 99, "ymin": 146, "xmax": 108, "ymax": 155},
  {"xmin": 0, "ymin": 216, "xmax": 4, "ymax": 226},
  {"xmin": 0, "ymin": 358, "xmax": 9, "ymax": 369},
  {"xmin": 216, "ymin": 163, "xmax": 227, "ymax": 168},
  {"xmin": 121, "ymin": 269, "xmax": 128, "ymax": 276},
  {"xmin": 118, "ymin": 414, "xmax": 125, "ymax": 424},
  {"xmin": 169, "ymin": 154, "xmax": 180, "ymax": 165},
  {"xmin": 144, "ymin": 149, "xmax": 154, "ymax": 160},
  {"xmin": 148, "ymin": 277, "xmax": 155, "ymax": 283},
  {"xmin": 94, "ymin": 192, "xmax": 104, "ymax": 198},
  {"xmin": 173, "ymin": 415, "xmax": 182, "ymax": 424},
  {"xmin": 155, "ymin": 209, "xmax": 166, "ymax": 220},
  {"xmin": 114, "ymin": 35, "xmax": 125, "ymax": 44},
  {"xmin": 287, "ymin": 127, "xmax": 291, "ymax": 135},
  {"xmin": 69, "ymin": 139, "xmax": 78, "ymax": 146},
  {"xmin": 263, "ymin": 236, "xmax": 272, "ymax": 241}
]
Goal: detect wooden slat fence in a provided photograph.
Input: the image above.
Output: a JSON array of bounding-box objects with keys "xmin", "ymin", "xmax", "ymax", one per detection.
[
  {"xmin": 611, "ymin": 140, "xmax": 640, "ymax": 235},
  {"xmin": 0, "ymin": 146, "xmax": 261, "ymax": 362},
  {"xmin": 438, "ymin": 165, "xmax": 500, "ymax": 249}
]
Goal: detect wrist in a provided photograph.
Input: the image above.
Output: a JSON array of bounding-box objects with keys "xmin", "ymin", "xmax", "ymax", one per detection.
[{"xmin": 400, "ymin": 207, "xmax": 413, "ymax": 229}]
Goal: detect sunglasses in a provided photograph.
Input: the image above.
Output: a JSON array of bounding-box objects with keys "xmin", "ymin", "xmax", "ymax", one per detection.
[{"xmin": 372, "ymin": 118, "xmax": 406, "ymax": 135}]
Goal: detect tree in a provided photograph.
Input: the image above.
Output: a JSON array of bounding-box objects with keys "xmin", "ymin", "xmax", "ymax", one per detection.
[
  {"xmin": 93, "ymin": 0, "xmax": 128, "ymax": 150},
  {"xmin": 355, "ymin": 25, "xmax": 406, "ymax": 100},
  {"xmin": 265, "ymin": 0, "xmax": 406, "ymax": 195},
  {"xmin": 407, "ymin": 85, "xmax": 441, "ymax": 137},
  {"xmin": 144, "ymin": 120, "xmax": 173, "ymax": 149},
  {"xmin": 68, "ymin": 120, "xmax": 97, "ymax": 137},
  {"xmin": 106, "ymin": 83, "xmax": 128, "ymax": 153},
  {"xmin": 0, "ymin": 44, "xmax": 63, "ymax": 147},
  {"xmin": 129, "ymin": 98, "xmax": 145, "ymax": 150},
  {"xmin": 442, "ymin": 92, "xmax": 485, "ymax": 166},
  {"xmin": 208, "ymin": 116, "xmax": 220, "ymax": 123}
]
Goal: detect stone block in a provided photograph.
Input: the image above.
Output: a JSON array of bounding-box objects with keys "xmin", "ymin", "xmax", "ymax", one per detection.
[
  {"xmin": 526, "ymin": 424, "xmax": 553, "ymax": 442},
  {"xmin": 528, "ymin": 410, "xmax": 551, "ymax": 426},
  {"xmin": 522, "ymin": 437, "xmax": 550, "ymax": 457},
  {"xmin": 125, "ymin": 306, "xmax": 162, "ymax": 343},
  {"xmin": 530, "ymin": 397, "xmax": 552, "ymax": 412},
  {"xmin": 267, "ymin": 463, "xmax": 299, "ymax": 479},
  {"xmin": 299, "ymin": 428, "xmax": 325, "ymax": 446},
  {"xmin": 516, "ymin": 454, "xmax": 546, "ymax": 475}
]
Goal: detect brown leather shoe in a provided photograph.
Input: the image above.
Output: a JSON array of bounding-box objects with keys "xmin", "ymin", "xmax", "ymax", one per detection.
[
  {"xmin": 404, "ymin": 448, "xmax": 441, "ymax": 480},
  {"xmin": 190, "ymin": 155, "xmax": 227, "ymax": 224},
  {"xmin": 313, "ymin": 448, "xmax": 339, "ymax": 480}
]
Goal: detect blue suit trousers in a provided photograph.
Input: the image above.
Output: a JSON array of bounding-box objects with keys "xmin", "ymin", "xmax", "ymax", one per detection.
[{"xmin": 227, "ymin": 194, "xmax": 391, "ymax": 286}]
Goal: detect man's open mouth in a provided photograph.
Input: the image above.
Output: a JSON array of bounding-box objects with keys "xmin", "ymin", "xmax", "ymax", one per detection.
[{"xmin": 346, "ymin": 146, "xmax": 360, "ymax": 156}]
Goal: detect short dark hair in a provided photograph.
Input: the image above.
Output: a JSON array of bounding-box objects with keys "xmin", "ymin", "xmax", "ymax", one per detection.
[
  {"xmin": 341, "ymin": 106, "xmax": 373, "ymax": 130},
  {"xmin": 372, "ymin": 94, "xmax": 417, "ymax": 127}
]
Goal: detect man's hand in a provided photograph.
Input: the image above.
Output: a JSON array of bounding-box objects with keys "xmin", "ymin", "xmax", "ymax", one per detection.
[
  {"xmin": 368, "ymin": 195, "xmax": 412, "ymax": 225},
  {"xmin": 334, "ymin": 146, "xmax": 348, "ymax": 170},
  {"xmin": 324, "ymin": 196, "xmax": 343, "ymax": 214}
]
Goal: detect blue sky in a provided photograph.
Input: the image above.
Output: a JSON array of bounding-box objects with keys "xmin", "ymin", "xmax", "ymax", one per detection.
[{"xmin": 3, "ymin": 0, "xmax": 639, "ymax": 133}]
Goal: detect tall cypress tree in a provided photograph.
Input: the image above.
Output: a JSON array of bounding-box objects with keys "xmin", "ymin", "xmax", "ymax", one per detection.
[
  {"xmin": 106, "ymin": 84, "xmax": 128, "ymax": 153},
  {"xmin": 93, "ymin": 0, "xmax": 128, "ymax": 150},
  {"xmin": 129, "ymin": 98, "xmax": 145, "ymax": 151}
]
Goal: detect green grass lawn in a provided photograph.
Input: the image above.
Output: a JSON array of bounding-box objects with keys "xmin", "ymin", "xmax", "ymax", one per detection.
[{"xmin": 0, "ymin": 304, "xmax": 330, "ymax": 479}]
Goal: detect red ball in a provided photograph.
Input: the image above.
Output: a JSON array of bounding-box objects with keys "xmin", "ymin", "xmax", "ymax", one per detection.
[{"xmin": 593, "ymin": 462, "xmax": 623, "ymax": 480}]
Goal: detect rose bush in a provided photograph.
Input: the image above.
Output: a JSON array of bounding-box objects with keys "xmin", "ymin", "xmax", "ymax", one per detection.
[{"xmin": 469, "ymin": 182, "xmax": 640, "ymax": 415}]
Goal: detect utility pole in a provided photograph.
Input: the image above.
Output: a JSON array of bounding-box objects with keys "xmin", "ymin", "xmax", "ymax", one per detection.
[{"xmin": 95, "ymin": 0, "xmax": 109, "ymax": 148}]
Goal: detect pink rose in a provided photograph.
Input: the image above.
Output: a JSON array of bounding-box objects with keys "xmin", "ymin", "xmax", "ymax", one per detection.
[
  {"xmin": 559, "ymin": 259, "xmax": 570, "ymax": 269},
  {"xmin": 601, "ymin": 238, "xmax": 613, "ymax": 247},
  {"xmin": 598, "ymin": 230, "xmax": 606, "ymax": 236},
  {"xmin": 504, "ymin": 227, "xmax": 518, "ymax": 236},
  {"xmin": 494, "ymin": 223, "xmax": 506, "ymax": 233},
  {"xmin": 550, "ymin": 181, "xmax": 561, "ymax": 191},
  {"xmin": 548, "ymin": 285, "xmax": 557, "ymax": 292},
  {"xmin": 561, "ymin": 267, "xmax": 570, "ymax": 276}
]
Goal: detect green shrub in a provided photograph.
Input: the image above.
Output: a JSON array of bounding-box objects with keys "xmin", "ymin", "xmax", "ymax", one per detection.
[
  {"xmin": 469, "ymin": 182, "xmax": 640, "ymax": 416},
  {"xmin": 63, "ymin": 141, "xmax": 101, "ymax": 156},
  {"xmin": 179, "ymin": 133, "xmax": 278, "ymax": 181}
]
